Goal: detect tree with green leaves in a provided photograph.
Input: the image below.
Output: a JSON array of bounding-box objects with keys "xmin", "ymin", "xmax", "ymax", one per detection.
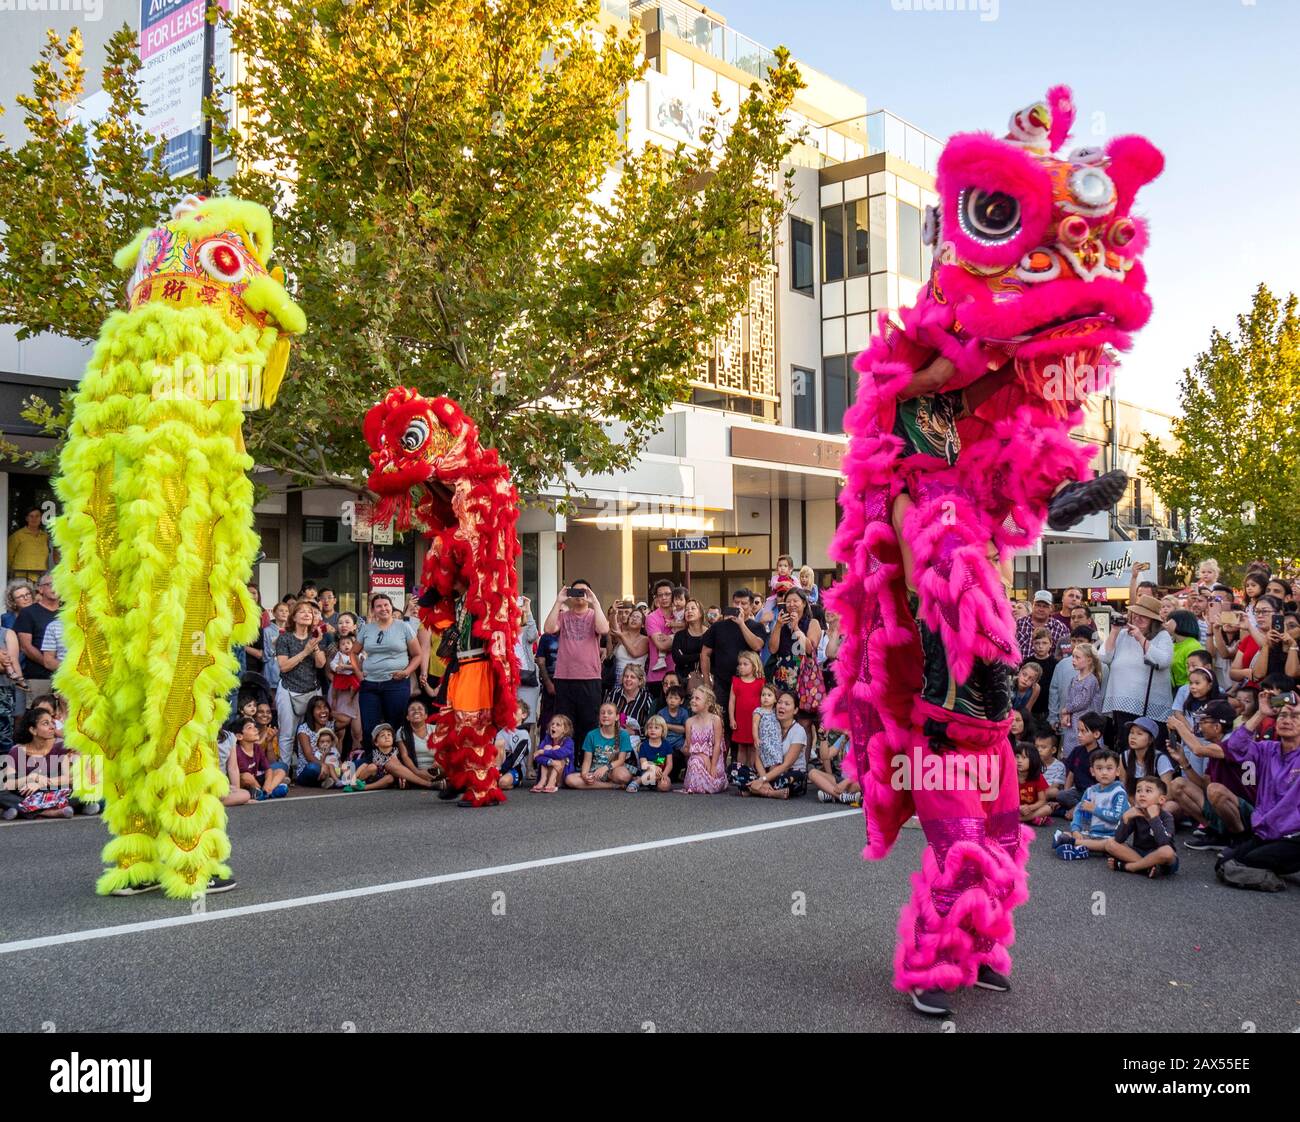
[
  {"xmin": 216, "ymin": 0, "xmax": 801, "ymax": 497},
  {"xmin": 0, "ymin": 25, "xmax": 199, "ymax": 464},
  {"xmin": 1140, "ymin": 283, "xmax": 1300, "ymax": 575}
]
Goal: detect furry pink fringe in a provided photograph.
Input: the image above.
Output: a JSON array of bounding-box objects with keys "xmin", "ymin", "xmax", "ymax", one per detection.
[
  {"xmin": 892, "ymin": 825, "xmax": 1033, "ymax": 992},
  {"xmin": 826, "ymin": 284, "xmax": 1095, "ymax": 862}
]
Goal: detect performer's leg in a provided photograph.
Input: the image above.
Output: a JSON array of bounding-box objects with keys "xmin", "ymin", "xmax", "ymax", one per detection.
[
  {"xmin": 96, "ymin": 755, "xmax": 163, "ymax": 895},
  {"xmin": 894, "ymin": 725, "xmax": 1029, "ymax": 995}
]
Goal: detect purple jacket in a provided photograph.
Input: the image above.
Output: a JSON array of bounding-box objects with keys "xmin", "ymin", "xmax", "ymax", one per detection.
[{"xmin": 1222, "ymin": 726, "xmax": 1300, "ymax": 840}]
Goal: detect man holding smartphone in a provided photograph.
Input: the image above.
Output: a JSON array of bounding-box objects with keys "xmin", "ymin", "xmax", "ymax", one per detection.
[{"xmin": 543, "ymin": 580, "xmax": 609, "ymax": 750}]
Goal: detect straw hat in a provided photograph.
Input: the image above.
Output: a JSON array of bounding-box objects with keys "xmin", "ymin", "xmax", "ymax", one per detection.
[{"xmin": 1126, "ymin": 594, "xmax": 1164, "ymax": 621}]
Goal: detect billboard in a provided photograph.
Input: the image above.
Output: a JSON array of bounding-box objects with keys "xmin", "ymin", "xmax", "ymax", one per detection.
[{"xmin": 138, "ymin": 0, "xmax": 231, "ymax": 177}]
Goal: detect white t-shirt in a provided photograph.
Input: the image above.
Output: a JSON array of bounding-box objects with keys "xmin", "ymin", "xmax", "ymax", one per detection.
[
  {"xmin": 779, "ymin": 723, "xmax": 808, "ymax": 772},
  {"xmin": 401, "ymin": 726, "xmax": 434, "ymax": 770}
]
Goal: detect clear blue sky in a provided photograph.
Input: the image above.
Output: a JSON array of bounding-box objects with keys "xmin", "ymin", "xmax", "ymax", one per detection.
[{"xmin": 727, "ymin": 0, "xmax": 1300, "ymax": 413}]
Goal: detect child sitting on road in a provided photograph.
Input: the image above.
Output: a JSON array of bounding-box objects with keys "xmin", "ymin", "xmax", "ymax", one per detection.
[
  {"xmin": 1035, "ymin": 727, "xmax": 1066, "ymax": 814},
  {"xmin": 495, "ymin": 700, "xmax": 533, "ymax": 790},
  {"xmin": 217, "ymin": 724, "xmax": 251, "ymax": 808},
  {"xmin": 565, "ymin": 702, "xmax": 635, "ymax": 790},
  {"xmin": 314, "ymin": 728, "xmax": 342, "ymax": 789},
  {"xmin": 532, "ymin": 714, "xmax": 574, "ymax": 794},
  {"xmin": 1017, "ymin": 742, "xmax": 1052, "ymax": 825},
  {"xmin": 345, "ymin": 723, "xmax": 399, "ymax": 792},
  {"xmin": 657, "ymin": 683, "xmax": 688, "ymax": 761},
  {"xmin": 1105, "ymin": 775, "xmax": 1179, "ymax": 877},
  {"xmin": 233, "ymin": 716, "xmax": 289, "ymax": 800},
  {"xmin": 636, "ymin": 715, "xmax": 673, "ymax": 792},
  {"xmin": 1054, "ymin": 748, "xmax": 1129, "ymax": 856},
  {"xmin": 809, "ymin": 727, "xmax": 861, "ymax": 806},
  {"xmin": 1055, "ymin": 711, "xmax": 1106, "ymax": 818}
]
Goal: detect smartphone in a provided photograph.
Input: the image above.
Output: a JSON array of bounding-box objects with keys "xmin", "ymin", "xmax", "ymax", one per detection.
[
  {"xmin": 1272, "ymin": 690, "xmax": 1299, "ymax": 710},
  {"xmin": 723, "ymin": 606, "xmax": 740, "ymax": 619}
]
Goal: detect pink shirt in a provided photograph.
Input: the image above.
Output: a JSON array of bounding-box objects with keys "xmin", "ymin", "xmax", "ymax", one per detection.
[
  {"xmin": 645, "ymin": 608, "xmax": 676, "ymax": 683},
  {"xmin": 554, "ymin": 608, "xmax": 601, "ymax": 681}
]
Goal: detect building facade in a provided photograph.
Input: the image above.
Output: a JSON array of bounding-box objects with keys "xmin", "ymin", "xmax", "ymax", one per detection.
[{"xmin": 0, "ymin": 0, "xmax": 1184, "ymax": 612}]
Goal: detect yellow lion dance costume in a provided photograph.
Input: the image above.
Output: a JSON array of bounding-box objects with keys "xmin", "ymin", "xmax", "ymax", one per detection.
[{"xmin": 52, "ymin": 195, "xmax": 305, "ymax": 898}]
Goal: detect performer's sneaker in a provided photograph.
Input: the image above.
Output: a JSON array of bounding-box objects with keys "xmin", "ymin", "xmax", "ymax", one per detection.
[
  {"xmin": 109, "ymin": 882, "xmax": 161, "ymax": 897},
  {"xmin": 438, "ymin": 783, "xmax": 464, "ymax": 801},
  {"xmin": 975, "ymin": 965, "xmax": 1011, "ymax": 992},
  {"xmin": 1184, "ymin": 827, "xmax": 1226, "ymax": 851},
  {"xmin": 910, "ymin": 988, "xmax": 954, "ymax": 1017},
  {"xmin": 205, "ymin": 876, "xmax": 238, "ymax": 894},
  {"xmin": 1046, "ymin": 469, "xmax": 1128, "ymax": 531}
]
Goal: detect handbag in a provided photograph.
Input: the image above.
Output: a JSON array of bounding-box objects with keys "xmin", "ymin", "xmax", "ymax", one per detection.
[
  {"xmin": 518, "ymin": 667, "xmax": 539, "ymax": 689},
  {"xmin": 795, "ymin": 654, "xmax": 826, "ymax": 713}
]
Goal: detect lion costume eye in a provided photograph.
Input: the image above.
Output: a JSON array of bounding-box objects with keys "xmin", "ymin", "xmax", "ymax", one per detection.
[
  {"xmin": 958, "ymin": 188, "xmax": 1022, "ymax": 243},
  {"xmin": 400, "ymin": 418, "xmax": 430, "ymax": 453},
  {"xmin": 198, "ymin": 238, "xmax": 250, "ymax": 282}
]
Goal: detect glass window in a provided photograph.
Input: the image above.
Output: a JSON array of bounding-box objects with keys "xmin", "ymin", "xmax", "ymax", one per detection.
[
  {"xmin": 898, "ymin": 201, "xmax": 922, "ymax": 281},
  {"xmin": 821, "ymin": 204, "xmax": 844, "ymax": 283},
  {"xmin": 868, "ymin": 195, "xmax": 887, "ymax": 274},
  {"xmin": 847, "ymin": 199, "xmax": 869, "ymax": 277},
  {"xmin": 790, "ymin": 216, "xmax": 814, "ymax": 296},
  {"xmin": 823, "ymin": 355, "xmax": 847, "ymax": 434},
  {"xmin": 792, "ymin": 365, "xmax": 816, "ymax": 431}
]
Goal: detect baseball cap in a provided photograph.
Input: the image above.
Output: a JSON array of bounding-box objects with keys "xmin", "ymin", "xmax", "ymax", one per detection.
[
  {"xmin": 1124, "ymin": 716, "xmax": 1161, "ymax": 741},
  {"xmin": 1200, "ymin": 701, "xmax": 1235, "ymax": 727},
  {"xmin": 371, "ymin": 723, "xmax": 394, "ymax": 739},
  {"xmin": 1033, "ymin": 590, "xmax": 1054, "ymax": 605}
]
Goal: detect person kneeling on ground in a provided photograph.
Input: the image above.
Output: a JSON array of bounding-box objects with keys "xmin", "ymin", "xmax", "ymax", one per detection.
[
  {"xmin": 1105, "ymin": 775, "xmax": 1179, "ymax": 877},
  {"xmin": 1215, "ymin": 689, "xmax": 1300, "ymax": 892}
]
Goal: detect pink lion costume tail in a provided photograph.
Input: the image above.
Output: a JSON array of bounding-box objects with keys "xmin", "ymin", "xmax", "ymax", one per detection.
[{"xmin": 826, "ymin": 84, "xmax": 1162, "ymax": 995}]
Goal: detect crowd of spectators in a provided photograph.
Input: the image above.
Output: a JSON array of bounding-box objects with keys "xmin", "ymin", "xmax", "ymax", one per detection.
[{"xmin": 4, "ymin": 553, "xmax": 1297, "ymax": 893}]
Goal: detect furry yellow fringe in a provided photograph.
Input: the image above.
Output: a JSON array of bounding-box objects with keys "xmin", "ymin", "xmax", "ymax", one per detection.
[{"xmin": 54, "ymin": 301, "xmax": 272, "ymax": 898}]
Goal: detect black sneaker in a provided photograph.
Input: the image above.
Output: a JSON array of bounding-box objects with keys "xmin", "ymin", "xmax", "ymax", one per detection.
[
  {"xmin": 109, "ymin": 882, "xmax": 161, "ymax": 897},
  {"xmin": 975, "ymin": 965, "xmax": 1011, "ymax": 992},
  {"xmin": 1047, "ymin": 469, "xmax": 1128, "ymax": 531},
  {"xmin": 911, "ymin": 987, "xmax": 954, "ymax": 1017},
  {"xmin": 437, "ymin": 783, "xmax": 464, "ymax": 801},
  {"xmin": 205, "ymin": 876, "xmax": 238, "ymax": 894},
  {"xmin": 1184, "ymin": 827, "xmax": 1226, "ymax": 851}
]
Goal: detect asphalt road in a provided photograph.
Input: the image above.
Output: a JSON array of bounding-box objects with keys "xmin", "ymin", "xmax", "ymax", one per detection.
[{"xmin": 1, "ymin": 788, "xmax": 1297, "ymax": 1033}]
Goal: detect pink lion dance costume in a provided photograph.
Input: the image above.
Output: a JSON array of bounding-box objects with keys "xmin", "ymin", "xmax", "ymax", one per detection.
[{"xmin": 825, "ymin": 87, "xmax": 1162, "ymax": 1001}]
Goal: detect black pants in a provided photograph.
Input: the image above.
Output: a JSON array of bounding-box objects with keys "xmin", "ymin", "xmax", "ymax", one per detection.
[
  {"xmin": 554, "ymin": 678, "xmax": 602, "ymax": 752},
  {"xmin": 1221, "ymin": 834, "xmax": 1300, "ymax": 876}
]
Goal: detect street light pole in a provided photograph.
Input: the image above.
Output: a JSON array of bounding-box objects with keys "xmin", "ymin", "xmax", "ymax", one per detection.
[{"xmin": 198, "ymin": 0, "xmax": 217, "ymax": 183}]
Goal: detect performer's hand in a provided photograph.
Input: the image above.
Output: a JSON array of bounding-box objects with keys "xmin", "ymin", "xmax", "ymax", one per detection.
[{"xmin": 900, "ymin": 355, "xmax": 956, "ymax": 400}]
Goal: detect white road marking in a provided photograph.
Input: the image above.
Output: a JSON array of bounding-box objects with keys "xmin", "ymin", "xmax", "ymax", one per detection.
[{"xmin": 0, "ymin": 809, "xmax": 860, "ymax": 955}]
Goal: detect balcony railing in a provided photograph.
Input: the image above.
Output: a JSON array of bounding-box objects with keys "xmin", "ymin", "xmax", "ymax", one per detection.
[{"xmin": 633, "ymin": 0, "xmax": 778, "ymax": 81}]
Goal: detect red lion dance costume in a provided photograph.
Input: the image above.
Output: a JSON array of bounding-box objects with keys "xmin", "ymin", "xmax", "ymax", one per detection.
[
  {"xmin": 365, "ymin": 389, "xmax": 521, "ymax": 807},
  {"xmin": 825, "ymin": 87, "xmax": 1162, "ymax": 1010}
]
